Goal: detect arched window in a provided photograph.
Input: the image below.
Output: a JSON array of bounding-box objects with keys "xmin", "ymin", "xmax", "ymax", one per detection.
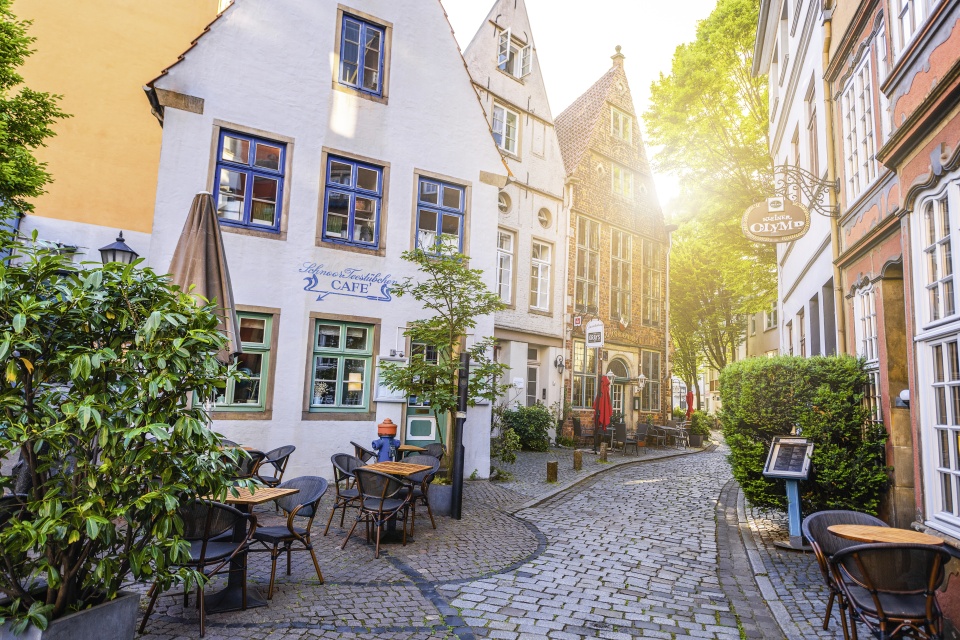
[{"xmin": 607, "ymin": 359, "xmax": 630, "ymax": 414}]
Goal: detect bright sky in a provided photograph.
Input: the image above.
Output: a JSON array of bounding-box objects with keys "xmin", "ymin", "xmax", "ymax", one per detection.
[{"xmin": 441, "ymin": 0, "xmax": 719, "ymax": 210}]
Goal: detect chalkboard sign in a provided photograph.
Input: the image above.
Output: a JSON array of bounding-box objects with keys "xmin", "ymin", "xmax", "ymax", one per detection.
[{"xmin": 762, "ymin": 437, "xmax": 813, "ymax": 479}]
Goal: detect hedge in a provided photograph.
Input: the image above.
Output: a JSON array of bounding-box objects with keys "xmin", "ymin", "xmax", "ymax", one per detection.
[
  {"xmin": 719, "ymin": 355, "xmax": 888, "ymax": 514},
  {"xmin": 501, "ymin": 403, "xmax": 552, "ymax": 452}
]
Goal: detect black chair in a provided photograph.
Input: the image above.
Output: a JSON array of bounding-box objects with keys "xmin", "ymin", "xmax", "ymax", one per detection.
[
  {"xmin": 611, "ymin": 422, "xmax": 627, "ymax": 450},
  {"xmin": 351, "ymin": 441, "xmax": 378, "ymax": 464},
  {"xmin": 424, "ymin": 443, "xmax": 445, "ymax": 461},
  {"xmin": 832, "ymin": 542, "xmax": 951, "ymax": 640},
  {"xmin": 400, "ymin": 454, "xmax": 441, "ymax": 535},
  {"xmin": 645, "ymin": 423, "xmax": 666, "ymax": 448},
  {"xmin": 572, "ymin": 417, "xmax": 585, "ymax": 447},
  {"xmin": 225, "ymin": 448, "xmax": 265, "ymax": 480},
  {"xmin": 625, "ymin": 425, "xmax": 646, "ymax": 456},
  {"xmin": 324, "ymin": 453, "xmax": 362, "ymax": 536},
  {"xmin": 254, "ymin": 445, "xmax": 296, "ymax": 487},
  {"xmin": 251, "ymin": 476, "xmax": 327, "ymax": 599},
  {"xmin": 341, "ymin": 468, "xmax": 410, "ymax": 559},
  {"xmin": 802, "ymin": 510, "xmax": 889, "ymax": 639},
  {"xmin": 140, "ymin": 501, "xmax": 256, "ymax": 637}
]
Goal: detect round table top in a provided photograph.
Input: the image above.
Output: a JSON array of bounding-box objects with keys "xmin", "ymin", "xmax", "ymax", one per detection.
[{"xmin": 828, "ymin": 524, "xmax": 944, "ymax": 545}]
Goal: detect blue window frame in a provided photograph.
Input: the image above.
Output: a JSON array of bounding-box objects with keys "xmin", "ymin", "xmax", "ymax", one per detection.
[
  {"xmin": 322, "ymin": 156, "xmax": 382, "ymax": 248},
  {"xmin": 339, "ymin": 14, "xmax": 385, "ymax": 96},
  {"xmin": 416, "ymin": 178, "xmax": 465, "ymax": 254},
  {"xmin": 214, "ymin": 130, "xmax": 285, "ymax": 233}
]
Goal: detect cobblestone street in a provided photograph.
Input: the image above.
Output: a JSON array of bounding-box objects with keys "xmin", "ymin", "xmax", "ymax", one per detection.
[{"xmin": 137, "ymin": 440, "xmax": 849, "ymax": 639}]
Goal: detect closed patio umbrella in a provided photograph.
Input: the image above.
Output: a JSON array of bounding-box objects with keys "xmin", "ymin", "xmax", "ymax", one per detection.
[
  {"xmin": 593, "ymin": 375, "xmax": 612, "ymax": 453},
  {"xmin": 168, "ymin": 192, "xmax": 242, "ymax": 363},
  {"xmin": 686, "ymin": 391, "xmax": 694, "ymax": 421}
]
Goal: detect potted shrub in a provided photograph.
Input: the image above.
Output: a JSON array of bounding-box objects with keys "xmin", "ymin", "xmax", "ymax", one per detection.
[
  {"xmin": 688, "ymin": 410, "xmax": 712, "ymax": 447},
  {"xmin": 0, "ymin": 228, "xmax": 244, "ymax": 638}
]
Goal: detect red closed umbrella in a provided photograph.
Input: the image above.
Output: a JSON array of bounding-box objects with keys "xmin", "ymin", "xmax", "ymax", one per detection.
[
  {"xmin": 686, "ymin": 391, "xmax": 695, "ymax": 421},
  {"xmin": 594, "ymin": 376, "xmax": 613, "ymax": 431}
]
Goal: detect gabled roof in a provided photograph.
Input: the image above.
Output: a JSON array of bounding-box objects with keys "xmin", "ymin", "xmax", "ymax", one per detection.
[{"xmin": 554, "ymin": 64, "xmax": 619, "ymax": 176}]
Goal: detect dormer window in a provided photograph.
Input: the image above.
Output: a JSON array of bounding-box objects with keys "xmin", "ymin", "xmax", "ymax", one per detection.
[
  {"xmin": 497, "ymin": 28, "xmax": 532, "ymax": 79},
  {"xmin": 611, "ymin": 106, "xmax": 632, "ymax": 143}
]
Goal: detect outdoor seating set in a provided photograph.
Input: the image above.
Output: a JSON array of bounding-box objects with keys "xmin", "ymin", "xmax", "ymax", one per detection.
[
  {"xmin": 802, "ymin": 510, "xmax": 952, "ymax": 640},
  {"xmin": 326, "ymin": 442, "xmax": 445, "ymax": 559},
  {"xmin": 571, "ymin": 417, "xmax": 692, "ymax": 454},
  {"xmin": 139, "ymin": 444, "xmax": 329, "ymax": 637}
]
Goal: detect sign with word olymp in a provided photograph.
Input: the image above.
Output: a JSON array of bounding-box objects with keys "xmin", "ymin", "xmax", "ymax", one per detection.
[
  {"xmin": 762, "ymin": 436, "xmax": 814, "ymax": 480},
  {"xmin": 301, "ymin": 262, "xmax": 399, "ymax": 302},
  {"xmin": 585, "ymin": 319, "xmax": 605, "ymax": 349},
  {"xmin": 742, "ymin": 197, "xmax": 810, "ymax": 243}
]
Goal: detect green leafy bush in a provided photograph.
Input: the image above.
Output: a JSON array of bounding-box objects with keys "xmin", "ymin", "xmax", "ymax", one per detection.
[
  {"xmin": 720, "ymin": 355, "xmax": 888, "ymax": 514},
  {"xmin": 502, "ymin": 403, "xmax": 552, "ymax": 452},
  {"xmin": 688, "ymin": 410, "xmax": 712, "ymax": 438},
  {"xmin": 673, "ymin": 406, "xmax": 687, "ymax": 421},
  {"xmin": 491, "ymin": 427, "xmax": 521, "ymax": 465}
]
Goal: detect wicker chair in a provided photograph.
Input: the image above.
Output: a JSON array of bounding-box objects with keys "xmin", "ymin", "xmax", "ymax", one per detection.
[
  {"xmin": 832, "ymin": 543, "xmax": 951, "ymax": 640},
  {"xmin": 611, "ymin": 422, "xmax": 627, "ymax": 450},
  {"xmin": 351, "ymin": 441, "xmax": 378, "ymax": 464},
  {"xmin": 254, "ymin": 445, "xmax": 296, "ymax": 487},
  {"xmin": 400, "ymin": 454, "xmax": 442, "ymax": 535},
  {"xmin": 341, "ymin": 468, "xmax": 410, "ymax": 559},
  {"xmin": 624, "ymin": 425, "xmax": 646, "ymax": 456},
  {"xmin": 230, "ymin": 449, "xmax": 266, "ymax": 480},
  {"xmin": 323, "ymin": 453, "xmax": 362, "ymax": 535},
  {"xmin": 251, "ymin": 476, "xmax": 327, "ymax": 598},
  {"xmin": 801, "ymin": 510, "xmax": 889, "ymax": 639},
  {"xmin": 423, "ymin": 443, "xmax": 446, "ymax": 461},
  {"xmin": 140, "ymin": 501, "xmax": 256, "ymax": 637}
]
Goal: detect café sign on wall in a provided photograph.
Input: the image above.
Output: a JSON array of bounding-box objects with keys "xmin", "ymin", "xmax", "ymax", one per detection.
[
  {"xmin": 741, "ymin": 197, "xmax": 810, "ymax": 243},
  {"xmin": 301, "ymin": 262, "xmax": 398, "ymax": 302}
]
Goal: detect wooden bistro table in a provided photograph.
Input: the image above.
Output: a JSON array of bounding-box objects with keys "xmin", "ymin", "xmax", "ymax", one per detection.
[
  {"xmin": 205, "ymin": 485, "xmax": 299, "ymax": 613},
  {"xmin": 397, "ymin": 444, "xmax": 427, "ymax": 459},
  {"xmin": 828, "ymin": 524, "xmax": 945, "ymax": 545},
  {"xmin": 362, "ymin": 461, "xmax": 433, "ymax": 543}
]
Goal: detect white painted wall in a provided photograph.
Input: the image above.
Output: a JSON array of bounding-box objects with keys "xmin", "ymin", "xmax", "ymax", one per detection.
[{"xmin": 149, "ymin": 0, "xmax": 506, "ymax": 480}]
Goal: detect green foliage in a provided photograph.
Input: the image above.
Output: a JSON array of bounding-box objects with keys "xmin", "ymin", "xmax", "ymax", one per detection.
[
  {"xmin": 501, "ymin": 404, "xmax": 552, "ymax": 452},
  {"xmin": 491, "ymin": 427, "xmax": 521, "ymax": 465},
  {"xmin": 555, "ymin": 435, "xmax": 576, "ymax": 448},
  {"xmin": 688, "ymin": 410, "xmax": 712, "ymax": 437},
  {"xmin": 379, "ymin": 248, "xmax": 508, "ymax": 445},
  {"xmin": 672, "ymin": 406, "xmax": 687, "ymax": 421},
  {"xmin": 0, "ymin": 221, "xmax": 244, "ymax": 627},
  {"xmin": 720, "ymin": 355, "xmax": 889, "ymax": 514}
]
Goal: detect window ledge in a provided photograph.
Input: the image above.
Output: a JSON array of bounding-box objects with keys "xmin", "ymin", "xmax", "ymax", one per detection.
[
  {"xmin": 302, "ymin": 410, "xmax": 376, "ymax": 421},
  {"xmin": 529, "ymin": 308, "xmax": 552, "ymax": 317},
  {"xmin": 332, "ymin": 81, "xmax": 388, "ymax": 105},
  {"xmin": 211, "ymin": 410, "xmax": 272, "ymax": 421},
  {"xmin": 495, "ymin": 67, "xmax": 525, "ymax": 84},
  {"xmin": 317, "ymin": 238, "xmax": 385, "ymax": 257},
  {"xmin": 222, "ymin": 225, "xmax": 287, "ymax": 242}
]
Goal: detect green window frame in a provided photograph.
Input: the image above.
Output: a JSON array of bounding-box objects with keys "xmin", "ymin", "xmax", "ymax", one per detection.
[
  {"xmin": 215, "ymin": 312, "xmax": 272, "ymax": 411},
  {"xmin": 572, "ymin": 340, "xmax": 597, "ymax": 408},
  {"xmin": 309, "ymin": 320, "xmax": 373, "ymax": 411}
]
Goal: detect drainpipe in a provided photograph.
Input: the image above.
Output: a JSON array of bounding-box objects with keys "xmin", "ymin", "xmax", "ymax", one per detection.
[
  {"xmin": 664, "ymin": 223, "xmax": 678, "ymax": 418},
  {"xmin": 822, "ymin": 8, "xmax": 847, "ymax": 353}
]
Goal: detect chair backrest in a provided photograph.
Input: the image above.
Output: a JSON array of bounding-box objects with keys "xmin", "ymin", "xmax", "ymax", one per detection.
[
  {"xmin": 178, "ymin": 500, "xmax": 245, "ymax": 542},
  {"xmin": 350, "ymin": 441, "xmax": 378, "ymax": 464},
  {"xmin": 424, "ymin": 443, "xmax": 445, "ymax": 461},
  {"xmin": 234, "ymin": 449, "xmax": 266, "ymax": 479},
  {"xmin": 331, "ymin": 453, "xmax": 362, "ymax": 488},
  {"xmin": 802, "ymin": 510, "xmax": 888, "ymax": 558},
  {"xmin": 634, "ymin": 423, "xmax": 649, "ymax": 438},
  {"xmin": 614, "ymin": 422, "xmax": 626, "ymax": 442},
  {"xmin": 353, "ymin": 468, "xmax": 405, "ymax": 505},
  {"xmin": 262, "ymin": 445, "xmax": 296, "ymax": 472},
  {"xmin": 403, "ymin": 454, "xmax": 441, "ymax": 484},
  {"xmin": 833, "ymin": 542, "xmax": 950, "ymax": 598},
  {"xmin": 276, "ymin": 476, "xmax": 328, "ymax": 519},
  {"xmin": 572, "ymin": 417, "xmax": 582, "ymax": 438}
]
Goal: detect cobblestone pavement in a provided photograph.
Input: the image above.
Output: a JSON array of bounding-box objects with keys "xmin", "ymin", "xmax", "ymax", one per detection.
[{"xmin": 136, "ymin": 438, "xmax": 849, "ymax": 639}]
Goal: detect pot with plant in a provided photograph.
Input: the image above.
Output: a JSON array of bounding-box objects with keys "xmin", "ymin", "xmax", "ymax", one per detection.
[
  {"xmin": 687, "ymin": 410, "xmax": 712, "ymax": 447},
  {"xmin": 0, "ymin": 229, "xmax": 245, "ymax": 639}
]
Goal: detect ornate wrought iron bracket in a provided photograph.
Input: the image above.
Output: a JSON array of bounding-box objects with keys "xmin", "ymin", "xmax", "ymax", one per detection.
[{"xmin": 772, "ymin": 164, "xmax": 840, "ymax": 217}]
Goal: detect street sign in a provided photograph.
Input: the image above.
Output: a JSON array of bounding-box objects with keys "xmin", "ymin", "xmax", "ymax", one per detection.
[
  {"xmin": 741, "ymin": 197, "xmax": 810, "ymax": 243},
  {"xmin": 585, "ymin": 319, "xmax": 604, "ymax": 348}
]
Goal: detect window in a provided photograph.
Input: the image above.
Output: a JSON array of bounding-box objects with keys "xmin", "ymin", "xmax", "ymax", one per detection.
[
  {"xmin": 611, "ymin": 229, "xmax": 632, "ymax": 323},
  {"xmin": 530, "ymin": 240, "xmax": 551, "ymax": 311},
  {"xmin": 492, "ymin": 104, "xmax": 519, "ymax": 155},
  {"xmin": 611, "ymin": 106, "xmax": 632, "ymax": 143},
  {"xmin": 309, "ymin": 321, "xmax": 373, "ymax": 411},
  {"xmin": 642, "ymin": 239, "xmax": 662, "ymax": 327},
  {"xmin": 640, "ymin": 351, "xmax": 661, "ymax": 412},
  {"xmin": 766, "ymin": 306, "xmax": 779, "ymax": 330},
  {"xmin": 805, "ymin": 80, "xmax": 819, "ymax": 178},
  {"xmin": 892, "ymin": 0, "xmax": 934, "ymax": 56},
  {"xmin": 841, "ymin": 54, "xmax": 877, "ymax": 202},
  {"xmin": 408, "ymin": 343, "xmax": 439, "ymax": 407},
  {"xmin": 526, "ymin": 366, "xmax": 538, "ymax": 407},
  {"xmin": 855, "ymin": 284, "xmax": 880, "ymax": 364},
  {"xmin": 215, "ymin": 131, "xmax": 285, "ymax": 232},
  {"xmin": 750, "ymin": 315, "xmax": 757, "ymax": 336},
  {"xmin": 798, "ymin": 309, "xmax": 806, "ymax": 357},
  {"xmin": 496, "ymin": 230, "xmax": 514, "ymax": 303},
  {"xmin": 417, "ymin": 178, "xmax": 465, "ymax": 254},
  {"xmin": 612, "ymin": 164, "xmax": 634, "ymax": 198},
  {"xmin": 497, "ymin": 28, "xmax": 532, "ymax": 79},
  {"xmin": 322, "ymin": 156, "xmax": 382, "ymax": 248},
  {"xmin": 923, "ymin": 196, "xmax": 955, "ymax": 322},
  {"xmin": 339, "ymin": 14, "xmax": 384, "ymax": 96},
  {"xmin": 572, "ymin": 340, "xmax": 597, "ymax": 408},
  {"xmin": 876, "ymin": 21, "xmax": 892, "ymax": 142},
  {"xmin": 575, "ymin": 217, "xmax": 600, "ymax": 312},
  {"xmin": 786, "ymin": 320, "xmax": 794, "ymax": 355},
  {"xmin": 925, "ymin": 338, "xmax": 960, "ymax": 528},
  {"xmin": 215, "ymin": 313, "xmax": 272, "ymax": 410}
]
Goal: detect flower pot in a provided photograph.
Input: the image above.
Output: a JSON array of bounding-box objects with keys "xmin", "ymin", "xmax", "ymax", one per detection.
[
  {"xmin": 428, "ymin": 483, "xmax": 453, "ymax": 517},
  {"xmin": 689, "ymin": 434, "xmax": 704, "ymax": 448},
  {"xmin": 0, "ymin": 590, "xmax": 139, "ymax": 640}
]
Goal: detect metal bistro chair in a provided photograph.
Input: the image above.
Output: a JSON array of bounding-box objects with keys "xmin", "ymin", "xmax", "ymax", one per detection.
[
  {"xmin": 351, "ymin": 441, "xmax": 378, "ymax": 465},
  {"xmin": 612, "ymin": 421, "xmax": 627, "ymax": 451},
  {"xmin": 324, "ymin": 453, "xmax": 362, "ymax": 536},
  {"xmin": 832, "ymin": 543, "xmax": 951, "ymax": 640},
  {"xmin": 227, "ymin": 448, "xmax": 266, "ymax": 480},
  {"xmin": 674, "ymin": 426, "xmax": 690, "ymax": 450},
  {"xmin": 254, "ymin": 445, "xmax": 296, "ymax": 487},
  {"xmin": 400, "ymin": 454, "xmax": 442, "ymax": 535},
  {"xmin": 801, "ymin": 510, "xmax": 889, "ymax": 639},
  {"xmin": 251, "ymin": 476, "xmax": 327, "ymax": 599},
  {"xmin": 645, "ymin": 423, "xmax": 666, "ymax": 448},
  {"xmin": 140, "ymin": 501, "xmax": 257, "ymax": 637},
  {"xmin": 341, "ymin": 467, "xmax": 411, "ymax": 559},
  {"xmin": 624, "ymin": 424, "xmax": 646, "ymax": 456},
  {"xmin": 423, "ymin": 443, "xmax": 446, "ymax": 461}
]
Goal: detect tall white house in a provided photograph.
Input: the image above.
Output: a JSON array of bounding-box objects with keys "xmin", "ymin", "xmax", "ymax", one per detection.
[
  {"xmin": 462, "ymin": 0, "xmax": 568, "ymax": 425},
  {"xmin": 145, "ymin": 0, "xmax": 507, "ymax": 479}
]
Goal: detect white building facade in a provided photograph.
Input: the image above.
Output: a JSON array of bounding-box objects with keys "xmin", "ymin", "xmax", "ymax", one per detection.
[
  {"xmin": 146, "ymin": 0, "xmax": 506, "ymax": 479},
  {"xmin": 462, "ymin": 0, "xmax": 568, "ymax": 427}
]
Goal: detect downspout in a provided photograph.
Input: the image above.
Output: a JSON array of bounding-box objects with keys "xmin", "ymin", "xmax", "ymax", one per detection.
[
  {"xmin": 822, "ymin": 9, "xmax": 847, "ymax": 353},
  {"xmin": 664, "ymin": 223, "xmax": 678, "ymax": 419}
]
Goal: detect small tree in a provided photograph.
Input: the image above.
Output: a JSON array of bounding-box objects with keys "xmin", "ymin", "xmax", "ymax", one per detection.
[{"xmin": 379, "ymin": 248, "xmax": 508, "ymax": 448}]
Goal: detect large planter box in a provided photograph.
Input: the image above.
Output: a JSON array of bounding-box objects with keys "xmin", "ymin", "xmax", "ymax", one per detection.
[
  {"xmin": 690, "ymin": 434, "xmax": 704, "ymax": 448},
  {"xmin": 0, "ymin": 591, "xmax": 139, "ymax": 640},
  {"xmin": 429, "ymin": 483, "xmax": 453, "ymax": 517}
]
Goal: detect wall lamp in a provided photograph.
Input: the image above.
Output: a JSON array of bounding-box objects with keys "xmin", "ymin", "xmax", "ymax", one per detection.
[
  {"xmin": 99, "ymin": 231, "xmax": 139, "ymax": 265},
  {"xmin": 554, "ymin": 355, "xmax": 565, "ymax": 374}
]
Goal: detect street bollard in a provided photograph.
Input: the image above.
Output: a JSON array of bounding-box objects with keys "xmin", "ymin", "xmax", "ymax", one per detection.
[
  {"xmin": 546, "ymin": 460, "xmax": 558, "ymax": 483},
  {"xmin": 573, "ymin": 450, "xmax": 582, "ymax": 471},
  {"xmin": 599, "ymin": 443, "xmax": 608, "ymax": 462}
]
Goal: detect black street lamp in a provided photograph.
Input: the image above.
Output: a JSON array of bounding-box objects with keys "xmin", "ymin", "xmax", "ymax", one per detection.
[{"xmin": 99, "ymin": 231, "xmax": 139, "ymax": 265}]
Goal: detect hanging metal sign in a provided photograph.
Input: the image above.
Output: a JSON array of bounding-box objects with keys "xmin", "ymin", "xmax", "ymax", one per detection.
[
  {"xmin": 585, "ymin": 319, "xmax": 604, "ymax": 348},
  {"xmin": 741, "ymin": 197, "xmax": 810, "ymax": 243}
]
